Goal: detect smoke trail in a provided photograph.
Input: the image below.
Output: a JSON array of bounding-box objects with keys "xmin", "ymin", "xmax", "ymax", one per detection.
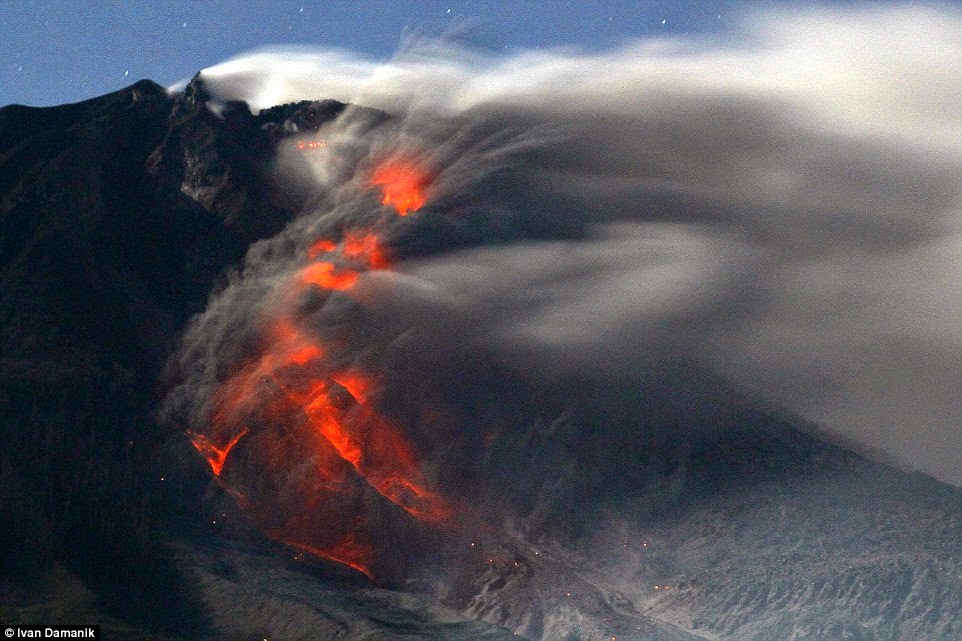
[{"xmin": 165, "ymin": 1, "xmax": 962, "ymax": 538}]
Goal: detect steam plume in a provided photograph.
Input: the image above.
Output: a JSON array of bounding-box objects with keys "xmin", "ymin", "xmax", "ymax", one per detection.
[{"xmin": 165, "ymin": 1, "xmax": 962, "ymax": 528}]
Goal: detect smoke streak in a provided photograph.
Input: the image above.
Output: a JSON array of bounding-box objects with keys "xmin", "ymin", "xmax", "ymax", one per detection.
[{"xmin": 165, "ymin": 1, "xmax": 962, "ymax": 550}]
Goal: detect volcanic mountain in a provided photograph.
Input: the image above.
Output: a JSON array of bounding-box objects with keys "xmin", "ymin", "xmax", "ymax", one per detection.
[{"xmin": 1, "ymin": 75, "xmax": 961, "ymax": 641}]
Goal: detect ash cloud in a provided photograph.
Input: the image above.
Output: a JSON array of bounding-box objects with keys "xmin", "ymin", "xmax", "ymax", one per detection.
[{"xmin": 167, "ymin": 5, "xmax": 962, "ymax": 486}]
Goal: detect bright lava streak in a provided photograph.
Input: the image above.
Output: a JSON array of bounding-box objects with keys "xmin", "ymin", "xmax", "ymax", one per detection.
[
  {"xmin": 188, "ymin": 429, "xmax": 249, "ymax": 476},
  {"xmin": 188, "ymin": 156, "xmax": 447, "ymax": 579}
]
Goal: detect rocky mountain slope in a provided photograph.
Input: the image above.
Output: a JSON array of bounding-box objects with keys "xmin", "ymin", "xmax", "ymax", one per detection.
[{"xmin": 0, "ymin": 76, "xmax": 358, "ymax": 635}]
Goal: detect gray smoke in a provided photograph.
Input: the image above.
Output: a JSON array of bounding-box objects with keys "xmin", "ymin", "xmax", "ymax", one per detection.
[{"xmin": 169, "ymin": 5, "xmax": 962, "ymax": 485}]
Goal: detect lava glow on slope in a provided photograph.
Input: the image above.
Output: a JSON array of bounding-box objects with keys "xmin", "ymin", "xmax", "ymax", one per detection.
[
  {"xmin": 296, "ymin": 139, "xmax": 327, "ymax": 150},
  {"xmin": 187, "ymin": 429, "xmax": 248, "ymax": 477},
  {"xmin": 268, "ymin": 532, "xmax": 374, "ymax": 580},
  {"xmin": 301, "ymin": 261, "xmax": 359, "ymax": 291},
  {"xmin": 187, "ymin": 158, "xmax": 445, "ymax": 579},
  {"xmin": 370, "ymin": 160, "xmax": 429, "ymax": 216}
]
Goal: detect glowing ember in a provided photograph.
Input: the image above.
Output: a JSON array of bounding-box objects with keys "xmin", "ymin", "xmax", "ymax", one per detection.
[
  {"xmin": 296, "ymin": 140, "xmax": 327, "ymax": 150},
  {"xmin": 370, "ymin": 160, "xmax": 429, "ymax": 216},
  {"xmin": 188, "ymin": 429, "xmax": 248, "ymax": 476}
]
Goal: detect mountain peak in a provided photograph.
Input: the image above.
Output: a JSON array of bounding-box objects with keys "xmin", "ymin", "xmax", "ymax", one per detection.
[{"xmin": 180, "ymin": 72, "xmax": 213, "ymax": 106}]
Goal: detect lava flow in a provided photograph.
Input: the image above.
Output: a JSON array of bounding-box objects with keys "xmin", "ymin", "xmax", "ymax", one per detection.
[
  {"xmin": 301, "ymin": 261, "xmax": 359, "ymax": 291},
  {"xmin": 187, "ymin": 429, "xmax": 248, "ymax": 477},
  {"xmin": 370, "ymin": 159, "xmax": 429, "ymax": 216},
  {"xmin": 269, "ymin": 533, "xmax": 374, "ymax": 580},
  {"xmin": 187, "ymin": 157, "xmax": 446, "ymax": 579},
  {"xmin": 342, "ymin": 231, "xmax": 390, "ymax": 269}
]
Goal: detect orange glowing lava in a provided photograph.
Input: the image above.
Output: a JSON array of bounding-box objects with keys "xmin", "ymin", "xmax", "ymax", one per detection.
[
  {"xmin": 332, "ymin": 372, "xmax": 372, "ymax": 404},
  {"xmin": 188, "ymin": 162, "xmax": 450, "ymax": 579},
  {"xmin": 302, "ymin": 262, "xmax": 359, "ymax": 291},
  {"xmin": 270, "ymin": 533, "xmax": 374, "ymax": 579},
  {"xmin": 207, "ymin": 320, "xmax": 325, "ymax": 431},
  {"xmin": 343, "ymin": 232, "xmax": 390, "ymax": 269},
  {"xmin": 370, "ymin": 161, "xmax": 429, "ymax": 216},
  {"xmin": 188, "ymin": 429, "xmax": 248, "ymax": 476},
  {"xmin": 191, "ymin": 280, "xmax": 450, "ymax": 572},
  {"xmin": 307, "ymin": 238, "xmax": 337, "ymax": 258},
  {"xmin": 297, "ymin": 140, "xmax": 327, "ymax": 150}
]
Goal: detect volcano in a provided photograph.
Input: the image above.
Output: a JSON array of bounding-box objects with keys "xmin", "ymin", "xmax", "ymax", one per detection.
[{"xmin": 2, "ymin": 68, "xmax": 962, "ymax": 641}]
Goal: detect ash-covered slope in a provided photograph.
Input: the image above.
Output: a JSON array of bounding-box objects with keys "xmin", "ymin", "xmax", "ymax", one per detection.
[{"xmin": 448, "ymin": 398, "xmax": 962, "ymax": 640}]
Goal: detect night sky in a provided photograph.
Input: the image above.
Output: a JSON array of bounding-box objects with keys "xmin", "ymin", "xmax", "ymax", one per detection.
[{"xmin": 0, "ymin": 0, "xmax": 883, "ymax": 108}]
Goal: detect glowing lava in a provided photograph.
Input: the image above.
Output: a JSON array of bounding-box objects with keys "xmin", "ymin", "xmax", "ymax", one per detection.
[
  {"xmin": 307, "ymin": 238, "xmax": 337, "ymax": 258},
  {"xmin": 370, "ymin": 160, "xmax": 429, "ymax": 216},
  {"xmin": 300, "ymin": 379, "xmax": 451, "ymax": 522},
  {"xmin": 268, "ymin": 532, "xmax": 374, "ymax": 580},
  {"xmin": 332, "ymin": 372, "xmax": 372, "ymax": 404},
  {"xmin": 302, "ymin": 232, "xmax": 390, "ymax": 291},
  {"xmin": 188, "ymin": 429, "xmax": 248, "ymax": 476},
  {"xmin": 188, "ymin": 195, "xmax": 449, "ymax": 578},
  {"xmin": 342, "ymin": 231, "xmax": 390, "ymax": 269}
]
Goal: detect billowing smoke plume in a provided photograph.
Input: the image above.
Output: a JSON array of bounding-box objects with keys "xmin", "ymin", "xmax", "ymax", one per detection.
[{"xmin": 163, "ymin": 3, "xmax": 962, "ymax": 574}]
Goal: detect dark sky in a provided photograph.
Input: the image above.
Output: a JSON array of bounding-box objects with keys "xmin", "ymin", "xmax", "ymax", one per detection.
[{"xmin": 0, "ymin": 0, "xmax": 884, "ymax": 108}]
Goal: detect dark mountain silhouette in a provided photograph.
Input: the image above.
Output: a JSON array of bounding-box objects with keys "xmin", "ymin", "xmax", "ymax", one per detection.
[{"xmin": 0, "ymin": 76, "xmax": 355, "ymax": 635}]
